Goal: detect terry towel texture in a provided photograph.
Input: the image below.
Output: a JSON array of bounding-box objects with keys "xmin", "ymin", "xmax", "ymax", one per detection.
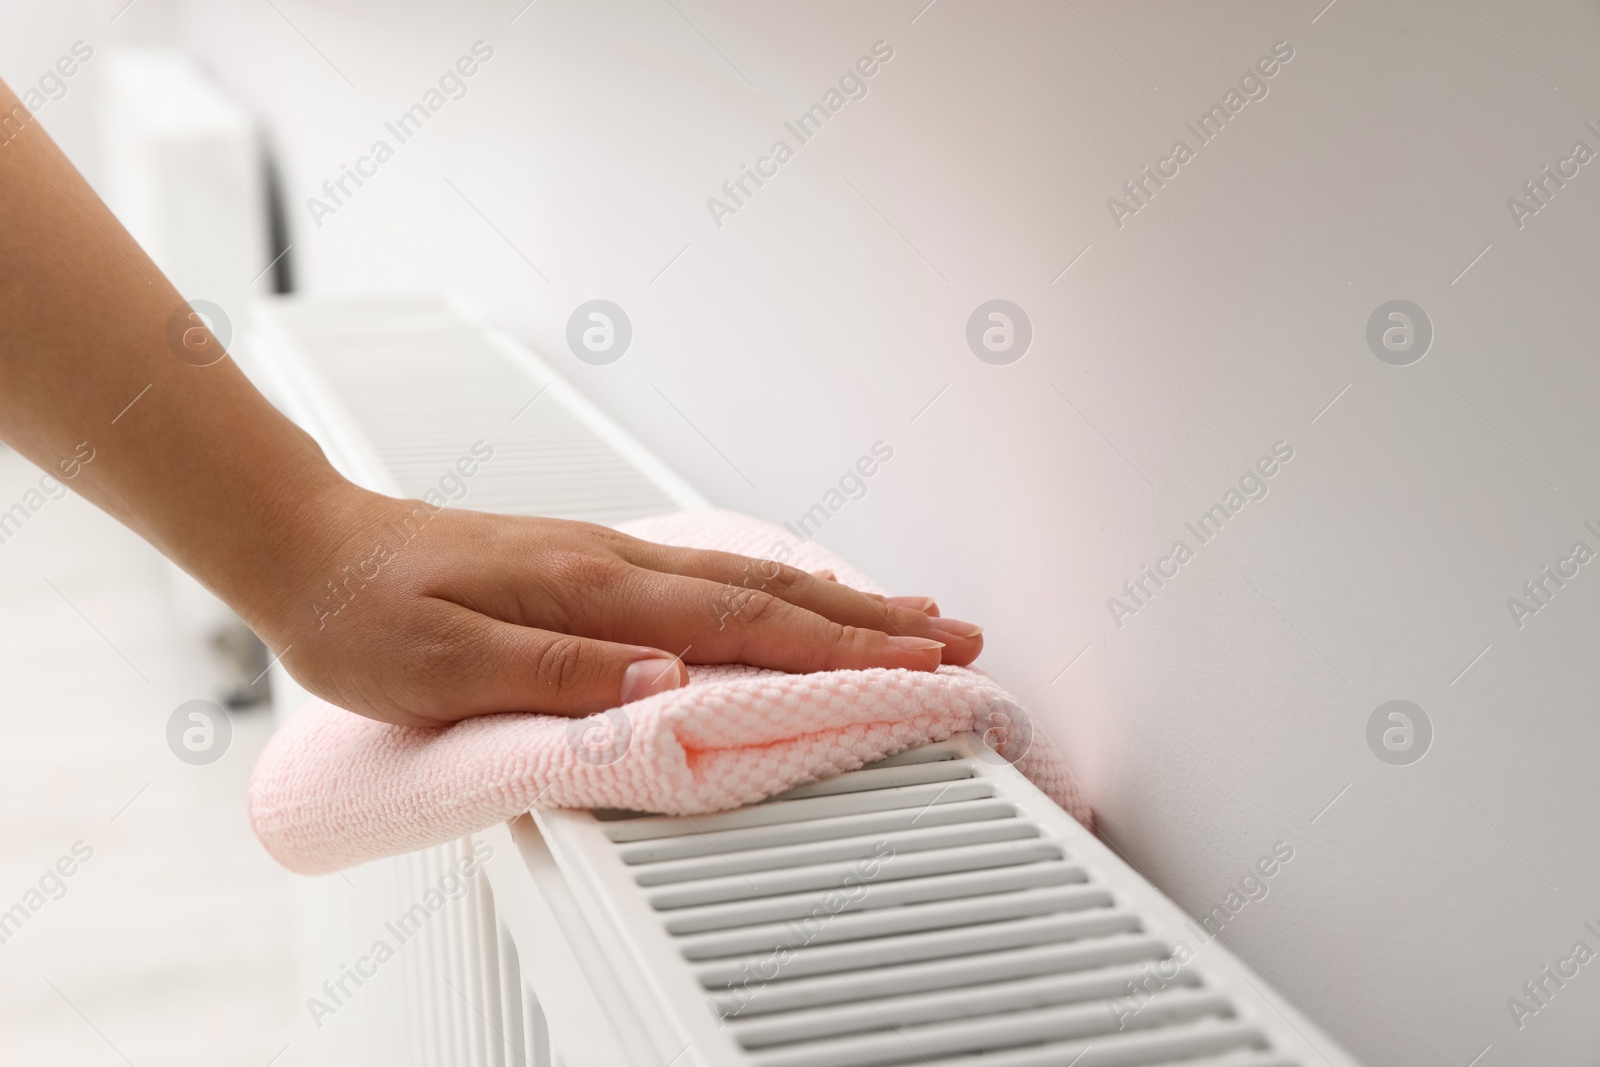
[{"xmin": 249, "ymin": 509, "xmax": 1090, "ymax": 874}]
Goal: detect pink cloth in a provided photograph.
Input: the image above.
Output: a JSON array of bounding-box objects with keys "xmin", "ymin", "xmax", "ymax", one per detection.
[{"xmin": 249, "ymin": 510, "xmax": 1090, "ymax": 874}]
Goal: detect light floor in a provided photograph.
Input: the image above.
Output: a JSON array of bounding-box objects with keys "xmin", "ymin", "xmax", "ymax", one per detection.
[{"xmin": 0, "ymin": 446, "xmax": 299, "ymax": 1066}]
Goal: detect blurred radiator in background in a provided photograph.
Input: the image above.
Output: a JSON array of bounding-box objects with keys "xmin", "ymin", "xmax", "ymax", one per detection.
[
  {"xmin": 237, "ymin": 293, "xmax": 1362, "ymax": 1067},
  {"xmin": 98, "ymin": 46, "xmax": 271, "ymax": 315}
]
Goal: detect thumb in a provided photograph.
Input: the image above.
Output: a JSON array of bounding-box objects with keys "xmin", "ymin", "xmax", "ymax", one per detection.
[{"xmin": 437, "ymin": 614, "xmax": 688, "ymax": 719}]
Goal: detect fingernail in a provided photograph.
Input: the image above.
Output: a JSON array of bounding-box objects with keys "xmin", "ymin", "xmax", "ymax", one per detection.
[
  {"xmin": 812, "ymin": 569, "xmax": 837, "ymax": 581},
  {"xmin": 888, "ymin": 596, "xmax": 938, "ymax": 613},
  {"xmin": 887, "ymin": 636, "xmax": 946, "ymax": 651},
  {"xmin": 926, "ymin": 616, "xmax": 983, "ymax": 638},
  {"xmin": 620, "ymin": 656, "xmax": 685, "ymax": 703}
]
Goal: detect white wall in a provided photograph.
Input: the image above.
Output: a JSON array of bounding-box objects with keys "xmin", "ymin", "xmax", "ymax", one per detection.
[
  {"xmin": 0, "ymin": 2, "xmax": 104, "ymax": 169},
  {"xmin": 22, "ymin": 0, "xmax": 1600, "ymax": 1061}
]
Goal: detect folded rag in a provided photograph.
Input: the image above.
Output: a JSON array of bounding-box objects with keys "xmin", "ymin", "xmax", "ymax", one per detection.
[{"xmin": 248, "ymin": 509, "xmax": 1090, "ymax": 874}]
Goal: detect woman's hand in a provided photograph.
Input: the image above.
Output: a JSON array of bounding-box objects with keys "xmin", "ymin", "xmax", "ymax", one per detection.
[
  {"xmin": 0, "ymin": 78, "xmax": 981, "ymax": 729},
  {"xmin": 240, "ymin": 483, "xmax": 982, "ymax": 727}
]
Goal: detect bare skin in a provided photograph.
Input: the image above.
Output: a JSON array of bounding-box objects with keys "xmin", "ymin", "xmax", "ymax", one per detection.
[{"xmin": 0, "ymin": 78, "xmax": 982, "ymax": 727}]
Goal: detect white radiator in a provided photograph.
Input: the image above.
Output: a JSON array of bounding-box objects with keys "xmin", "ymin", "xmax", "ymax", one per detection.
[{"xmin": 240, "ymin": 294, "xmax": 1363, "ymax": 1067}]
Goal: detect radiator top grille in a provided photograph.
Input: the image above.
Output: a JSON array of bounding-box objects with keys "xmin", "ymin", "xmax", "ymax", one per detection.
[
  {"xmin": 600, "ymin": 743, "xmax": 1301, "ymax": 1067},
  {"xmin": 264, "ymin": 296, "xmax": 686, "ymax": 524}
]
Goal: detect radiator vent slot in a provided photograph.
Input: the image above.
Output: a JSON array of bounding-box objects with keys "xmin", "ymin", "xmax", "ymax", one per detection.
[{"xmin": 599, "ymin": 742, "xmax": 1300, "ymax": 1067}]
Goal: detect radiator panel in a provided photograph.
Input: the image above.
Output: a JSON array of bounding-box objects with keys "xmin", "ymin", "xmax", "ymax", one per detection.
[{"xmin": 528, "ymin": 736, "xmax": 1363, "ymax": 1067}]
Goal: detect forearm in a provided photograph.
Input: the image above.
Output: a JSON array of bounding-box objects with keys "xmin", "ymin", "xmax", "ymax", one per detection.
[{"xmin": 0, "ymin": 77, "xmax": 349, "ymax": 615}]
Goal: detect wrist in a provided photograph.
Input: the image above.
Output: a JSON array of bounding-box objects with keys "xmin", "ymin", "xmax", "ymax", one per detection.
[{"xmin": 191, "ymin": 458, "xmax": 377, "ymax": 641}]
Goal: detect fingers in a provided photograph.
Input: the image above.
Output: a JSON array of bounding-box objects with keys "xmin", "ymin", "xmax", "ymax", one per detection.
[
  {"xmin": 417, "ymin": 603, "xmax": 688, "ymax": 720},
  {"xmin": 813, "ymin": 571, "xmax": 942, "ymax": 617},
  {"xmin": 556, "ymin": 568, "xmax": 948, "ymax": 674},
  {"xmin": 618, "ymin": 544, "xmax": 981, "ymax": 665},
  {"xmin": 887, "ymin": 595, "xmax": 940, "ymax": 617}
]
